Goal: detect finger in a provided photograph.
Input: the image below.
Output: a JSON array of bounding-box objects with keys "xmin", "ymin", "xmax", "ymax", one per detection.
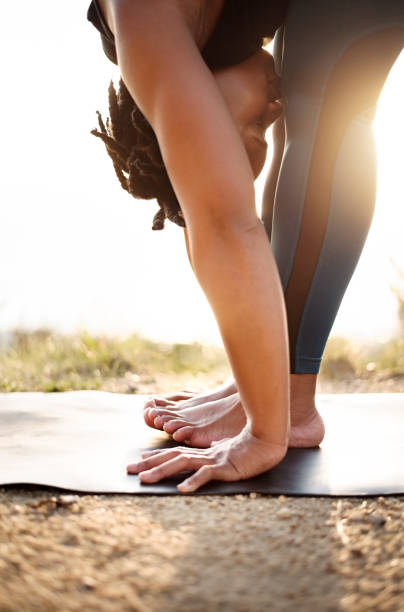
[
  {"xmin": 267, "ymin": 101, "xmax": 282, "ymax": 122},
  {"xmin": 268, "ymin": 100, "xmax": 282, "ymax": 113},
  {"xmin": 268, "ymin": 75, "xmax": 281, "ymax": 96},
  {"xmin": 127, "ymin": 448, "xmax": 181, "ymax": 473},
  {"xmin": 140, "ymin": 446, "xmax": 208, "ymax": 459},
  {"xmin": 139, "ymin": 455, "xmax": 206, "ymax": 484},
  {"xmin": 140, "ymin": 448, "xmax": 170, "ymax": 457},
  {"xmin": 177, "ymin": 464, "xmax": 217, "ymax": 493}
]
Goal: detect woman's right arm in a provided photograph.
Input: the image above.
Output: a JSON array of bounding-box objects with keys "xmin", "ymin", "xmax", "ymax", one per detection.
[{"xmin": 106, "ymin": 0, "xmax": 290, "ymax": 490}]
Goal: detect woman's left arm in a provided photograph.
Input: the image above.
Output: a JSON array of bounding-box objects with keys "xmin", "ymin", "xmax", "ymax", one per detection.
[{"xmin": 104, "ymin": 0, "xmax": 290, "ymax": 491}]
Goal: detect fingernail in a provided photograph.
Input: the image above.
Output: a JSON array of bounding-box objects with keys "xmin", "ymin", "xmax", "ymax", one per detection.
[{"xmin": 148, "ymin": 409, "xmax": 157, "ymax": 418}]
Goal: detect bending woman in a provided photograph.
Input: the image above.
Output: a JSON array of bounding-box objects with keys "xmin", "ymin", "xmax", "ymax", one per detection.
[
  {"xmin": 89, "ymin": 0, "xmax": 291, "ymax": 492},
  {"xmin": 143, "ymin": 0, "xmax": 404, "ymax": 450}
]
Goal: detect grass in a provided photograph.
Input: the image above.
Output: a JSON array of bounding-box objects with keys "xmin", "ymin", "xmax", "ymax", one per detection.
[
  {"xmin": 321, "ymin": 335, "xmax": 404, "ymax": 380},
  {"xmin": 0, "ymin": 327, "xmax": 403, "ymax": 395},
  {"xmin": 0, "ymin": 329, "xmax": 230, "ymax": 393}
]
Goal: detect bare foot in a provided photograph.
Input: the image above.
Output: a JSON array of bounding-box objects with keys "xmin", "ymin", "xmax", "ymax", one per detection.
[
  {"xmin": 143, "ymin": 378, "xmax": 236, "ymax": 428},
  {"xmin": 144, "ymin": 375, "xmax": 324, "ymax": 449},
  {"xmin": 146, "ymin": 393, "xmax": 246, "ymax": 447}
]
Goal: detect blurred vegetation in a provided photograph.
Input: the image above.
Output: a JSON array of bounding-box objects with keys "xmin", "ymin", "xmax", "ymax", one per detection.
[
  {"xmin": 0, "ymin": 330, "xmax": 229, "ymax": 393},
  {"xmin": 0, "ymin": 322, "xmax": 402, "ymax": 394},
  {"xmin": 321, "ymin": 266, "xmax": 404, "ymax": 387},
  {"xmin": 0, "ymin": 268, "xmax": 402, "ymax": 394}
]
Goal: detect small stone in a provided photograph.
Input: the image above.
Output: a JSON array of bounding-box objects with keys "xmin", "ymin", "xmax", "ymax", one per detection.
[
  {"xmin": 57, "ymin": 495, "xmax": 79, "ymax": 507},
  {"xmin": 278, "ymin": 495, "xmax": 287, "ymax": 503},
  {"xmin": 350, "ymin": 547, "xmax": 364, "ymax": 557},
  {"xmin": 277, "ymin": 507, "xmax": 291, "ymax": 520},
  {"xmin": 235, "ymin": 495, "xmax": 245, "ymax": 501},
  {"xmin": 368, "ymin": 514, "xmax": 386, "ymax": 527},
  {"xmin": 249, "ymin": 492, "xmax": 258, "ymax": 499},
  {"xmin": 81, "ymin": 576, "xmax": 96, "ymax": 590}
]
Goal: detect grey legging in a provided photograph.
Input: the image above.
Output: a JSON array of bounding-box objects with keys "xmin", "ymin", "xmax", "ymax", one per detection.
[{"xmin": 262, "ymin": 0, "xmax": 404, "ymax": 373}]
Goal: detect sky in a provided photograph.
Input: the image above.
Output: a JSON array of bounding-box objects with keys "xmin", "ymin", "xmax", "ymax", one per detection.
[{"xmin": 0, "ymin": 2, "xmax": 403, "ymax": 347}]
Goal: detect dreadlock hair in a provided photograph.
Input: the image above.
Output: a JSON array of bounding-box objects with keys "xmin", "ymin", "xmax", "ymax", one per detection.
[{"xmin": 91, "ymin": 79, "xmax": 186, "ymax": 231}]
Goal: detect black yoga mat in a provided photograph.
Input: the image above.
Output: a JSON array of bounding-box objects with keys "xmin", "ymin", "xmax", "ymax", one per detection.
[{"xmin": 0, "ymin": 391, "xmax": 403, "ymax": 496}]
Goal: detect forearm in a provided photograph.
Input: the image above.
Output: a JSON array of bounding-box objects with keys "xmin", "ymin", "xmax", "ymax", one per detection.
[
  {"xmin": 190, "ymin": 219, "xmax": 290, "ymax": 447},
  {"xmin": 183, "ymin": 228, "xmax": 194, "ymax": 272}
]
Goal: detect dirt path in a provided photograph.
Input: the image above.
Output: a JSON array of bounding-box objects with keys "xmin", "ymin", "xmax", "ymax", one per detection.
[{"xmin": 1, "ymin": 487, "xmax": 403, "ymax": 611}]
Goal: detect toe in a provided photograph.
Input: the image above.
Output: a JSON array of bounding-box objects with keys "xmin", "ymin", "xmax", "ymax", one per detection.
[
  {"xmin": 152, "ymin": 407, "xmax": 180, "ymax": 418},
  {"xmin": 153, "ymin": 414, "xmax": 174, "ymax": 429},
  {"xmin": 173, "ymin": 426, "xmax": 209, "ymax": 448},
  {"xmin": 154, "ymin": 398, "xmax": 178, "ymax": 407},
  {"xmin": 164, "ymin": 391, "xmax": 197, "ymax": 402},
  {"xmin": 143, "ymin": 408, "xmax": 157, "ymax": 428},
  {"xmin": 172, "ymin": 426, "xmax": 194, "ymax": 442},
  {"xmin": 163, "ymin": 419, "xmax": 189, "ymax": 434}
]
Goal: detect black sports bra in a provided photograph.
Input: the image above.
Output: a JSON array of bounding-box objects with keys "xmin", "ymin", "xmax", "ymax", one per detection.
[{"xmin": 87, "ymin": 0, "xmax": 288, "ymax": 70}]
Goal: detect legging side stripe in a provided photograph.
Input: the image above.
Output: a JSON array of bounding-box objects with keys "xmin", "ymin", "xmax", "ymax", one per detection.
[{"xmin": 285, "ymin": 27, "xmax": 404, "ymax": 372}]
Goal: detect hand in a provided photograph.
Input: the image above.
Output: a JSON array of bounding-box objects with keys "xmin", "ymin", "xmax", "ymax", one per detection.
[{"xmin": 127, "ymin": 426, "xmax": 287, "ymax": 493}]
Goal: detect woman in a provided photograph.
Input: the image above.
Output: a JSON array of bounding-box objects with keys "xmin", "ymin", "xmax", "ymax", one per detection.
[
  {"xmin": 88, "ymin": 0, "xmax": 291, "ymax": 493},
  {"xmin": 142, "ymin": 0, "xmax": 404, "ymax": 452}
]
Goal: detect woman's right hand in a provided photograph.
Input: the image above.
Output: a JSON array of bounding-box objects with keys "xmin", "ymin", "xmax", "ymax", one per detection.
[{"xmin": 127, "ymin": 425, "xmax": 287, "ymax": 493}]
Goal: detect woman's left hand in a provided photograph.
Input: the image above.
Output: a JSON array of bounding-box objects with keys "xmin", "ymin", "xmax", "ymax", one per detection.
[{"xmin": 127, "ymin": 426, "xmax": 287, "ymax": 493}]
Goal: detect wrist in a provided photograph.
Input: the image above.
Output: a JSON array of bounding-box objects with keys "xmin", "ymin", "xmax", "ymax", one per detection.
[{"xmin": 245, "ymin": 421, "xmax": 289, "ymax": 450}]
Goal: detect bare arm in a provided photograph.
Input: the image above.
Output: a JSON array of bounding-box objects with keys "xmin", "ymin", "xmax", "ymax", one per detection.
[
  {"xmin": 108, "ymin": 0, "xmax": 290, "ymax": 489},
  {"xmin": 183, "ymin": 228, "xmax": 194, "ymax": 272}
]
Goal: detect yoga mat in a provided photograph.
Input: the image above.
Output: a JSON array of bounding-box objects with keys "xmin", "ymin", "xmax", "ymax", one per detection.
[{"xmin": 0, "ymin": 391, "xmax": 403, "ymax": 496}]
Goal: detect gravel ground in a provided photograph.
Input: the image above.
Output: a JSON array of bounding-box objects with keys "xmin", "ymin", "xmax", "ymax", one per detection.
[{"xmin": 0, "ymin": 488, "xmax": 403, "ymax": 611}]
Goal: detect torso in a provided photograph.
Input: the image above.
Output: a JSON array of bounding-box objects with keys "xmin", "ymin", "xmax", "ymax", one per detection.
[{"xmin": 96, "ymin": 0, "xmax": 225, "ymax": 49}]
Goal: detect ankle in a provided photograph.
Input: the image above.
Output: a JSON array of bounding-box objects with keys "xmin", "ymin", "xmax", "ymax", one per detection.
[
  {"xmin": 290, "ymin": 373, "xmax": 317, "ymax": 395},
  {"xmin": 290, "ymin": 374, "xmax": 318, "ymax": 426}
]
